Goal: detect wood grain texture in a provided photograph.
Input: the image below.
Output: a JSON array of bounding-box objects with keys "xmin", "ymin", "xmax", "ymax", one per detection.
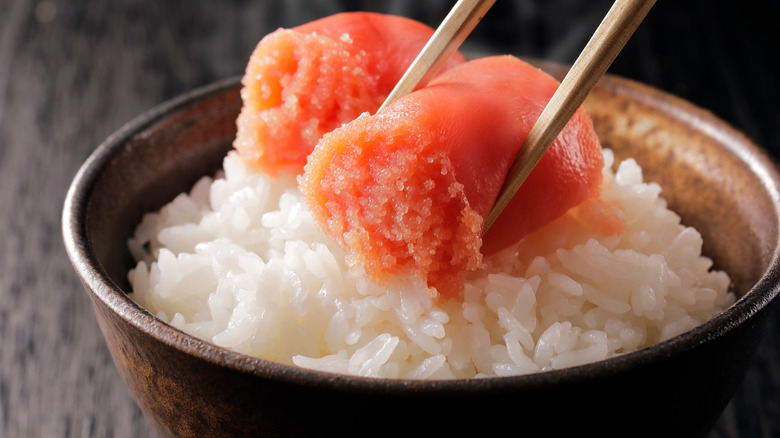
[{"xmin": 1, "ymin": 0, "xmax": 778, "ymax": 437}]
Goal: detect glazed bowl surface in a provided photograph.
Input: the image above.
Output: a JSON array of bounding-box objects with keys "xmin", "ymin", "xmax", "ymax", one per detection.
[{"xmin": 63, "ymin": 62, "xmax": 780, "ymax": 437}]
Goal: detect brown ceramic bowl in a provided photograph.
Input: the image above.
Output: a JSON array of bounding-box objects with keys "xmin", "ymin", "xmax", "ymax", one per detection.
[{"xmin": 63, "ymin": 62, "xmax": 780, "ymax": 438}]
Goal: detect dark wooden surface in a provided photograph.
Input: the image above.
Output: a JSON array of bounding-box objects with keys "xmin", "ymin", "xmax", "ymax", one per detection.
[{"xmin": 1, "ymin": 0, "xmax": 778, "ymax": 436}]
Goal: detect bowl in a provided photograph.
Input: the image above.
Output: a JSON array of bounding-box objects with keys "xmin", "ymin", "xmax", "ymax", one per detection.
[{"xmin": 63, "ymin": 62, "xmax": 780, "ymax": 437}]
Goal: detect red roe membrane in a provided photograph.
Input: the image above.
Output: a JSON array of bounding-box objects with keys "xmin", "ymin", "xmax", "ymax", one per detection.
[
  {"xmin": 234, "ymin": 12, "xmax": 465, "ymax": 175},
  {"xmin": 302, "ymin": 56, "xmax": 612, "ymax": 297}
]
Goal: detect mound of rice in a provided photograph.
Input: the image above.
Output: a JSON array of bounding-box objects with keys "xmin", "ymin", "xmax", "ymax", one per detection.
[{"xmin": 128, "ymin": 149, "xmax": 734, "ymax": 379}]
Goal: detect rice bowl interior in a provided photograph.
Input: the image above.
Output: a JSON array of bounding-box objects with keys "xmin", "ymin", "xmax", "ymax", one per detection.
[{"xmin": 127, "ymin": 143, "xmax": 734, "ymax": 380}]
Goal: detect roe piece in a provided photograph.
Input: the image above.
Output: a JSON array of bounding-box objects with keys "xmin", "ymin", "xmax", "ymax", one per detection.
[
  {"xmin": 302, "ymin": 56, "xmax": 610, "ymax": 297},
  {"xmin": 234, "ymin": 12, "xmax": 466, "ymax": 175}
]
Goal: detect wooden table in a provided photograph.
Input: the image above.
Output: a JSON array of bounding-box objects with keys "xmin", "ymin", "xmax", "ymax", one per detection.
[{"xmin": 1, "ymin": 1, "xmax": 778, "ymax": 436}]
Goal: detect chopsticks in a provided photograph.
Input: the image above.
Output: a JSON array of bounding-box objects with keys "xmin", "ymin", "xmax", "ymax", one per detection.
[
  {"xmin": 378, "ymin": 0, "xmax": 496, "ymax": 112},
  {"xmin": 483, "ymin": 0, "xmax": 656, "ymax": 233},
  {"xmin": 378, "ymin": 0, "xmax": 655, "ymax": 234}
]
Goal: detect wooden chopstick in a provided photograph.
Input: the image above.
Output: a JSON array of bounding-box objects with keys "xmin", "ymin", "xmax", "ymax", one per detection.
[
  {"xmin": 378, "ymin": 0, "xmax": 496, "ymax": 112},
  {"xmin": 482, "ymin": 0, "xmax": 656, "ymax": 234}
]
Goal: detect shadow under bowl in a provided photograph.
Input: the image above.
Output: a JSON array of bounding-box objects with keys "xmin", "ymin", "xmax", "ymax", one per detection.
[{"xmin": 63, "ymin": 64, "xmax": 780, "ymax": 437}]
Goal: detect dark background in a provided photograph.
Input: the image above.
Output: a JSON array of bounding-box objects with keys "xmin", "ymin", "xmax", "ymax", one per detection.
[{"xmin": 1, "ymin": 0, "xmax": 778, "ymax": 436}]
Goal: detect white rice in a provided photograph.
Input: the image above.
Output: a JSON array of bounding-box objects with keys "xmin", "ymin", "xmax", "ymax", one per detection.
[{"xmin": 127, "ymin": 149, "xmax": 734, "ymax": 379}]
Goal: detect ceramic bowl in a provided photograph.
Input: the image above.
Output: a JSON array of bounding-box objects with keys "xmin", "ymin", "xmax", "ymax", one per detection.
[{"xmin": 63, "ymin": 62, "xmax": 780, "ymax": 437}]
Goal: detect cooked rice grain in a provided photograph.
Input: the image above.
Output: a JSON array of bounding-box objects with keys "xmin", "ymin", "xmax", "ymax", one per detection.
[{"xmin": 128, "ymin": 149, "xmax": 734, "ymax": 379}]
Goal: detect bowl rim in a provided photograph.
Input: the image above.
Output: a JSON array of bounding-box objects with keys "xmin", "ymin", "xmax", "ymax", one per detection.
[{"xmin": 63, "ymin": 71, "xmax": 780, "ymax": 393}]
